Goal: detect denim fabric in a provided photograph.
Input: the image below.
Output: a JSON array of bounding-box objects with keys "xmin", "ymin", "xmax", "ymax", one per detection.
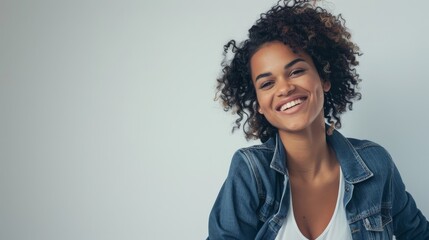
[{"xmin": 208, "ymin": 129, "xmax": 429, "ymax": 240}]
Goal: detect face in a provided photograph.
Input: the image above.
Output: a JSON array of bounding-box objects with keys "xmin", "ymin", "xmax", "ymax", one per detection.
[{"xmin": 250, "ymin": 41, "xmax": 330, "ymax": 134}]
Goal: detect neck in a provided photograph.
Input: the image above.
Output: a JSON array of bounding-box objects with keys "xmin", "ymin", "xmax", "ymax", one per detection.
[{"xmin": 279, "ymin": 119, "xmax": 336, "ymax": 181}]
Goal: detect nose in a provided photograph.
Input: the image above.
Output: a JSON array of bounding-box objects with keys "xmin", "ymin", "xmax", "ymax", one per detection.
[{"xmin": 276, "ymin": 79, "xmax": 295, "ymax": 97}]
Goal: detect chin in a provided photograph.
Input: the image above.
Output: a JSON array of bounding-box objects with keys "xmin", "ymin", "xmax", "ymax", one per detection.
[
  {"xmin": 277, "ymin": 118, "xmax": 323, "ymax": 134},
  {"xmin": 278, "ymin": 123, "xmax": 308, "ymax": 133}
]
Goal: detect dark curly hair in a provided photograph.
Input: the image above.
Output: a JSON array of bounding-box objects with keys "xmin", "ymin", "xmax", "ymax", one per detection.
[{"xmin": 216, "ymin": 0, "xmax": 362, "ymax": 142}]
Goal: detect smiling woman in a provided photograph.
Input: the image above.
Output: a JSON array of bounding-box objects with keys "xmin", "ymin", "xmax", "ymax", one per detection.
[
  {"xmin": 250, "ymin": 42, "xmax": 330, "ymax": 134},
  {"xmin": 207, "ymin": 0, "xmax": 429, "ymax": 239},
  {"xmin": 215, "ymin": 2, "xmax": 361, "ymax": 144}
]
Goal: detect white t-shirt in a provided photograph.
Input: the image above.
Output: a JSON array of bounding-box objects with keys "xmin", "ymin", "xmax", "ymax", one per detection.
[{"xmin": 275, "ymin": 169, "xmax": 353, "ymax": 240}]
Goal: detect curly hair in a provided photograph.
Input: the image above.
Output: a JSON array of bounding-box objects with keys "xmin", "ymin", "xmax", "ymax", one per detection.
[{"xmin": 215, "ymin": 0, "xmax": 362, "ymax": 142}]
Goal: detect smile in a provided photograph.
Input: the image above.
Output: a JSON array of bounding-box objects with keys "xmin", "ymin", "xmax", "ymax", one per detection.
[{"xmin": 279, "ymin": 97, "xmax": 306, "ymax": 111}]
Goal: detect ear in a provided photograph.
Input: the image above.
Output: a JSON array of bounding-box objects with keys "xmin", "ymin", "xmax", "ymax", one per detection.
[
  {"xmin": 255, "ymin": 101, "xmax": 263, "ymax": 115},
  {"xmin": 323, "ymin": 80, "xmax": 331, "ymax": 92}
]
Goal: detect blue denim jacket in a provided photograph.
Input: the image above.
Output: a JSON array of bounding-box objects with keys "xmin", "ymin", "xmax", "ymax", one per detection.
[{"xmin": 208, "ymin": 129, "xmax": 429, "ymax": 239}]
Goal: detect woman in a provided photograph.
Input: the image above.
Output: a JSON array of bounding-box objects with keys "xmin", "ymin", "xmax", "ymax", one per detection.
[{"xmin": 207, "ymin": 0, "xmax": 429, "ymax": 239}]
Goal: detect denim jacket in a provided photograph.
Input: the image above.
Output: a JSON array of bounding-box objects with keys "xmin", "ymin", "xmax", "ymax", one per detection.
[{"xmin": 208, "ymin": 129, "xmax": 429, "ymax": 239}]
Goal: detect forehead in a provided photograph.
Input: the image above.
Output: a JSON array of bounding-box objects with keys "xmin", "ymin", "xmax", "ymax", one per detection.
[
  {"xmin": 250, "ymin": 41, "xmax": 310, "ymax": 74},
  {"xmin": 251, "ymin": 41, "xmax": 309, "ymax": 62}
]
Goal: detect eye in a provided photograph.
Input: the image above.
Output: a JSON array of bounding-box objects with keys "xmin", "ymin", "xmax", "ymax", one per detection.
[
  {"xmin": 290, "ymin": 69, "xmax": 305, "ymax": 77},
  {"xmin": 259, "ymin": 80, "xmax": 274, "ymax": 89}
]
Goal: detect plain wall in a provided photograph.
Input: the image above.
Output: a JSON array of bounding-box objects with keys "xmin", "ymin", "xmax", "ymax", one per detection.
[{"xmin": 0, "ymin": 0, "xmax": 428, "ymax": 239}]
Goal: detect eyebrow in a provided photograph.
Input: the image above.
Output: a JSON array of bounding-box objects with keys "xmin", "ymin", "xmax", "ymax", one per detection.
[{"xmin": 255, "ymin": 58, "xmax": 305, "ymax": 82}]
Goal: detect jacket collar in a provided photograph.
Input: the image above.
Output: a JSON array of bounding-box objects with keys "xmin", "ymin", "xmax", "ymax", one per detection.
[{"xmin": 268, "ymin": 129, "xmax": 373, "ymax": 184}]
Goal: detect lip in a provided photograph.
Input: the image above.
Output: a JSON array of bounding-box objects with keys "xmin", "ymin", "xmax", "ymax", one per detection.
[{"xmin": 275, "ymin": 95, "xmax": 308, "ymax": 112}]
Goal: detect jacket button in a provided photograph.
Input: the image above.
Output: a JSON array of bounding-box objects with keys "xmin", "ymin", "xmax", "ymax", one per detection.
[{"xmin": 345, "ymin": 186, "xmax": 350, "ymax": 192}]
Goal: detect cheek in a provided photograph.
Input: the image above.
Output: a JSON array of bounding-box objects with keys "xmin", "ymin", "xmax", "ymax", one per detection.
[
  {"xmin": 317, "ymin": 85, "xmax": 325, "ymax": 97},
  {"xmin": 316, "ymin": 88, "xmax": 326, "ymax": 105},
  {"xmin": 256, "ymin": 93, "xmax": 270, "ymax": 105},
  {"xmin": 311, "ymin": 79, "xmax": 325, "ymax": 96},
  {"xmin": 308, "ymin": 80, "xmax": 326, "ymax": 106}
]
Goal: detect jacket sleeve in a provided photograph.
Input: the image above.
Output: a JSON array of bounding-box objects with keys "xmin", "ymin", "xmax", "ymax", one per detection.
[
  {"xmin": 391, "ymin": 162, "xmax": 429, "ymax": 239},
  {"xmin": 207, "ymin": 150, "xmax": 261, "ymax": 240}
]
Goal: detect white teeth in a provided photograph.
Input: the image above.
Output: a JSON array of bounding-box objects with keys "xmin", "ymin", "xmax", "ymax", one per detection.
[{"xmin": 280, "ymin": 98, "xmax": 304, "ymax": 111}]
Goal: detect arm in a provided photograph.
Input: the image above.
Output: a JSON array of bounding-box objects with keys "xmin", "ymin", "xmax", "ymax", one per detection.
[
  {"xmin": 391, "ymin": 162, "xmax": 429, "ymax": 239},
  {"xmin": 208, "ymin": 150, "xmax": 262, "ymax": 239}
]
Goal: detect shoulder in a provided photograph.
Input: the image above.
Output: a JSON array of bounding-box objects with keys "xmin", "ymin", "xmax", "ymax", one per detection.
[
  {"xmin": 347, "ymin": 138, "xmax": 392, "ymax": 158},
  {"xmin": 347, "ymin": 137, "xmax": 395, "ymax": 174},
  {"xmin": 229, "ymin": 139, "xmax": 276, "ymax": 175},
  {"xmin": 347, "ymin": 138, "xmax": 384, "ymax": 150}
]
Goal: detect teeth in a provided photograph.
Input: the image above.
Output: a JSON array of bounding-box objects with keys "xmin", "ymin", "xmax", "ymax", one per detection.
[{"xmin": 280, "ymin": 98, "xmax": 303, "ymax": 111}]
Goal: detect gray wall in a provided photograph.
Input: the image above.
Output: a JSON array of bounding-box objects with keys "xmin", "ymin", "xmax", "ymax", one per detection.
[{"xmin": 0, "ymin": 0, "xmax": 428, "ymax": 239}]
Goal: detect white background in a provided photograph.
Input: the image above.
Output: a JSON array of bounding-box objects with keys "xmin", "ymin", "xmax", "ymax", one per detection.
[{"xmin": 1, "ymin": 0, "xmax": 428, "ymax": 239}]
